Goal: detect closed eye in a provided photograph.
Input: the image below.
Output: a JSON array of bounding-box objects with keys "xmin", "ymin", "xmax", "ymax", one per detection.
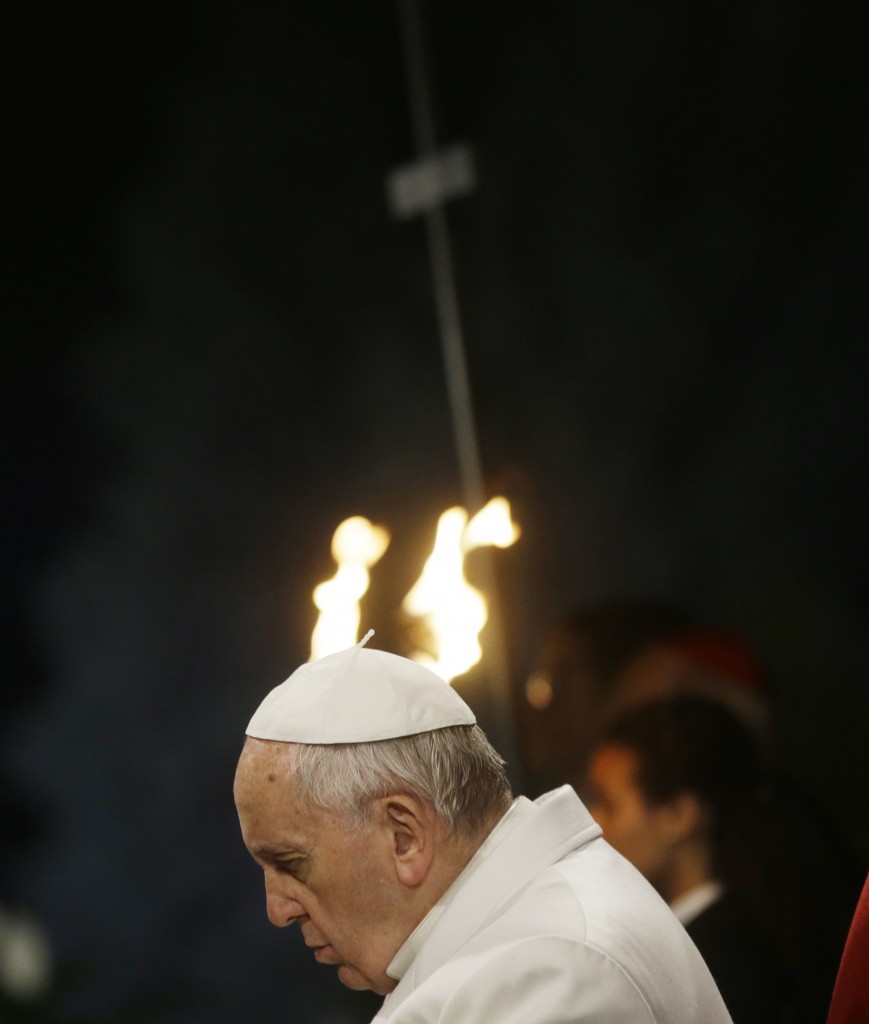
[
  {"xmin": 248, "ymin": 843, "xmax": 311, "ymax": 881},
  {"xmin": 274, "ymin": 858, "xmax": 307, "ymax": 879}
]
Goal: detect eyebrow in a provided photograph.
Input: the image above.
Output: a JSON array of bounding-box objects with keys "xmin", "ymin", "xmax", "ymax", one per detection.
[{"xmin": 252, "ymin": 845, "xmax": 307, "ymax": 860}]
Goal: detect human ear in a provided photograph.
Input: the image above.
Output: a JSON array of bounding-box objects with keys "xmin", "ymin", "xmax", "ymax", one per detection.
[{"xmin": 375, "ymin": 795, "xmax": 434, "ymax": 887}]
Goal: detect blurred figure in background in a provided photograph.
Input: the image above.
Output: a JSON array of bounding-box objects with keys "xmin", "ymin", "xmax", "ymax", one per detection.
[
  {"xmin": 607, "ymin": 626, "xmax": 771, "ymax": 740},
  {"xmin": 586, "ymin": 695, "xmax": 782, "ymax": 1024},
  {"xmin": 519, "ymin": 602, "xmax": 862, "ymax": 1024},
  {"xmin": 517, "ymin": 602, "xmax": 693, "ymax": 792},
  {"xmin": 517, "ymin": 602, "xmax": 771, "ymax": 796}
]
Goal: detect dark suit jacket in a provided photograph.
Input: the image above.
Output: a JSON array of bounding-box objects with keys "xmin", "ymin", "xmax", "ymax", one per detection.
[{"xmin": 686, "ymin": 894, "xmax": 783, "ymax": 1024}]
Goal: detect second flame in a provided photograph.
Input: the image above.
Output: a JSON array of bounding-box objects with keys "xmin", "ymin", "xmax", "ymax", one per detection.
[{"xmin": 402, "ymin": 497, "xmax": 520, "ymax": 682}]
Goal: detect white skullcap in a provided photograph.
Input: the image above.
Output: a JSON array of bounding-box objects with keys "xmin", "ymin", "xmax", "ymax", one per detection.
[{"xmin": 245, "ymin": 632, "xmax": 476, "ymax": 744}]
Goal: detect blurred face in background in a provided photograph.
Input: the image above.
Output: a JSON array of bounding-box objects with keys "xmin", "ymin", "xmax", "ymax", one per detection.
[{"xmin": 586, "ymin": 742, "xmax": 675, "ymax": 893}]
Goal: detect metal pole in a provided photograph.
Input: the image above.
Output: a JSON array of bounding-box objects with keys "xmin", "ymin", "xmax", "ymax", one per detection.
[
  {"xmin": 396, "ymin": 0, "xmax": 486, "ymax": 514},
  {"xmin": 395, "ymin": 0, "xmax": 518, "ymax": 771}
]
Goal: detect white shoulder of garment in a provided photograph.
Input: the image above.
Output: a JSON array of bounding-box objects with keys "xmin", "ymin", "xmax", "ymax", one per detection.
[
  {"xmin": 372, "ymin": 786, "xmax": 733, "ymax": 1024},
  {"xmin": 380, "ymin": 935, "xmax": 657, "ymax": 1023}
]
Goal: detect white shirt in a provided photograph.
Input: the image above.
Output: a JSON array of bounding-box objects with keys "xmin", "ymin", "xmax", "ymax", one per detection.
[{"xmin": 670, "ymin": 881, "xmax": 725, "ymax": 927}]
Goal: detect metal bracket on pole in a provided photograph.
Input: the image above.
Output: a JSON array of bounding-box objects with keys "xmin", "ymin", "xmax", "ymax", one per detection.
[{"xmin": 388, "ymin": 0, "xmax": 517, "ymax": 767}]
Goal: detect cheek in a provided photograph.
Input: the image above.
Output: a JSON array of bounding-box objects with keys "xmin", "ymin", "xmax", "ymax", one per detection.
[
  {"xmin": 589, "ymin": 802, "xmax": 614, "ymax": 836},
  {"xmin": 601, "ymin": 803, "xmax": 648, "ymax": 857},
  {"xmin": 614, "ymin": 811, "xmax": 668, "ymax": 877},
  {"xmin": 323, "ymin": 848, "xmax": 392, "ymax": 931},
  {"xmin": 344, "ymin": 872, "xmax": 397, "ymax": 933},
  {"xmin": 336, "ymin": 871, "xmax": 401, "ymax": 959}
]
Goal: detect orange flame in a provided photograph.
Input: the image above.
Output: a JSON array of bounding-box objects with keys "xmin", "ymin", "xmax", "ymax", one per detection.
[
  {"xmin": 402, "ymin": 497, "xmax": 520, "ymax": 682},
  {"xmin": 310, "ymin": 516, "xmax": 390, "ymax": 660}
]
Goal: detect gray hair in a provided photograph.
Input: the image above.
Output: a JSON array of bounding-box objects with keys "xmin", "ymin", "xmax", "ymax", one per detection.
[{"xmin": 285, "ymin": 725, "xmax": 512, "ymax": 834}]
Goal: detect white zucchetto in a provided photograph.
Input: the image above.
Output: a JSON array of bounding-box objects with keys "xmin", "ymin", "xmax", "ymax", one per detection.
[{"xmin": 245, "ymin": 632, "xmax": 476, "ymax": 744}]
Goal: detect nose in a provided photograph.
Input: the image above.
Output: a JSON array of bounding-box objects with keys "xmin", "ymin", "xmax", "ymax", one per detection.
[{"xmin": 265, "ymin": 875, "xmax": 306, "ymax": 928}]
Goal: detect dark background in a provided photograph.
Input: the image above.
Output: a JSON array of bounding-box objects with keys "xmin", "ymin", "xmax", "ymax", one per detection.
[{"xmin": 4, "ymin": 3, "xmax": 868, "ymax": 1022}]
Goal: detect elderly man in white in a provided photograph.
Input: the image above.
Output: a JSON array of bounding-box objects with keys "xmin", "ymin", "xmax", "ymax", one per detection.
[{"xmin": 234, "ymin": 634, "xmax": 733, "ymax": 1023}]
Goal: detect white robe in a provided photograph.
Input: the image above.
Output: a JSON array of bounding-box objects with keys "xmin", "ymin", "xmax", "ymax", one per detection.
[{"xmin": 373, "ymin": 786, "xmax": 733, "ymax": 1023}]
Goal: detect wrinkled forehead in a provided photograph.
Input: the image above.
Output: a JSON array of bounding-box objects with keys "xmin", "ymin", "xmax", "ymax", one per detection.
[
  {"xmin": 234, "ymin": 739, "xmax": 311, "ymax": 837},
  {"xmin": 234, "ymin": 739, "xmax": 357, "ymax": 858},
  {"xmin": 234, "ymin": 738, "xmax": 340, "ymax": 821},
  {"xmin": 234, "ymin": 738, "xmax": 296, "ymax": 803}
]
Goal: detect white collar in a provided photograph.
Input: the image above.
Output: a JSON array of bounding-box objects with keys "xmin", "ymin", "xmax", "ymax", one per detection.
[
  {"xmin": 669, "ymin": 880, "xmax": 724, "ymax": 926},
  {"xmin": 386, "ymin": 798, "xmax": 532, "ymax": 981}
]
